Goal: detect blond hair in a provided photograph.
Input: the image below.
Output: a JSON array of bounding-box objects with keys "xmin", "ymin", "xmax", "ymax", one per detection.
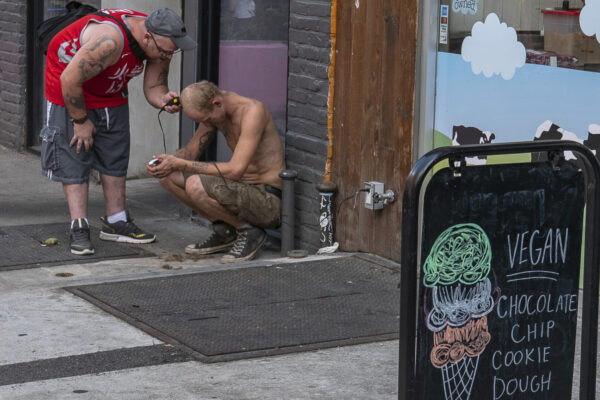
[{"xmin": 181, "ymin": 81, "xmax": 223, "ymax": 111}]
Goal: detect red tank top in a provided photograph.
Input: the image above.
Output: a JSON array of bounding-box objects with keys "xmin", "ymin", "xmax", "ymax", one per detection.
[{"xmin": 45, "ymin": 9, "xmax": 147, "ymax": 109}]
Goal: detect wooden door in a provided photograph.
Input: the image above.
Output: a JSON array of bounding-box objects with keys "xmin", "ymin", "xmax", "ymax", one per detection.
[{"xmin": 331, "ymin": 0, "xmax": 417, "ymax": 261}]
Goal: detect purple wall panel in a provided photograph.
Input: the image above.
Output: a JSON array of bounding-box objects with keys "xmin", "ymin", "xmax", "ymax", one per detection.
[{"xmin": 218, "ymin": 42, "xmax": 288, "ymax": 116}]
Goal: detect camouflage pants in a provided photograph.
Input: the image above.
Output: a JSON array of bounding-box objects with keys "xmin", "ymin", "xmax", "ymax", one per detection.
[{"xmin": 198, "ymin": 174, "xmax": 281, "ymax": 229}]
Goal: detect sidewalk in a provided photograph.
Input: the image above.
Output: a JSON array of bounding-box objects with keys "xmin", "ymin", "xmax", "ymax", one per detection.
[{"xmin": 0, "ymin": 146, "xmax": 399, "ymax": 400}]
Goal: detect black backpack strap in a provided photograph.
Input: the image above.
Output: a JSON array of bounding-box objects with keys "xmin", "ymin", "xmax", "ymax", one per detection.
[
  {"xmin": 36, "ymin": 2, "xmax": 98, "ymax": 54},
  {"xmin": 92, "ymin": 11, "xmax": 146, "ymax": 62}
]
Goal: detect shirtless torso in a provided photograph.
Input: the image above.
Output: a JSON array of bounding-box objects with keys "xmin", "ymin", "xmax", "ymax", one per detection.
[
  {"xmin": 152, "ymin": 90, "xmax": 286, "ymax": 189},
  {"xmin": 213, "ymin": 93, "xmax": 285, "ymax": 188}
]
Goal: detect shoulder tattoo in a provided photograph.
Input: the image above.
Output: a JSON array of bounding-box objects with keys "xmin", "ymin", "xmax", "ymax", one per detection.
[{"xmin": 77, "ymin": 35, "xmax": 118, "ymax": 82}]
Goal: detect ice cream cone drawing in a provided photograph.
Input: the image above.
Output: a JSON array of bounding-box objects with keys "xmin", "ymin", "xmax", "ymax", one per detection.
[{"xmin": 423, "ymin": 223, "xmax": 495, "ymax": 400}]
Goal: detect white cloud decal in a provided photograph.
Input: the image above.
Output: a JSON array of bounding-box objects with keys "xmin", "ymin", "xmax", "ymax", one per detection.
[
  {"xmin": 580, "ymin": 0, "xmax": 600, "ymax": 42},
  {"xmin": 461, "ymin": 13, "xmax": 526, "ymax": 80}
]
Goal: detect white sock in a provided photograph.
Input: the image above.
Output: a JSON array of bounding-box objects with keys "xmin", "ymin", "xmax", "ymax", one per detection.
[
  {"xmin": 107, "ymin": 210, "xmax": 127, "ymax": 224},
  {"xmin": 71, "ymin": 218, "xmax": 89, "ymax": 229}
]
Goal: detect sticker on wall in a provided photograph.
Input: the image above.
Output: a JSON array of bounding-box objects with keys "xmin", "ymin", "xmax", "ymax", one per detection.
[
  {"xmin": 533, "ymin": 120, "xmax": 583, "ymax": 160},
  {"xmin": 585, "ymin": 124, "xmax": 600, "ymax": 157},
  {"xmin": 531, "ymin": 123, "xmax": 600, "ymax": 163},
  {"xmin": 533, "ymin": 120, "xmax": 600, "ymax": 161},
  {"xmin": 461, "ymin": 13, "xmax": 525, "ymax": 80},
  {"xmin": 452, "ymin": 0, "xmax": 479, "ymax": 15},
  {"xmin": 580, "ymin": 0, "xmax": 600, "ymax": 41},
  {"xmin": 452, "ymin": 125, "xmax": 495, "ymax": 165},
  {"xmin": 440, "ymin": 5, "xmax": 449, "ymax": 45}
]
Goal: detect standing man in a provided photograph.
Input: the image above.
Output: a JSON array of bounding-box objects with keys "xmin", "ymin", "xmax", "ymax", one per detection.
[
  {"xmin": 41, "ymin": 8, "xmax": 196, "ymax": 255},
  {"xmin": 147, "ymin": 81, "xmax": 286, "ymax": 263}
]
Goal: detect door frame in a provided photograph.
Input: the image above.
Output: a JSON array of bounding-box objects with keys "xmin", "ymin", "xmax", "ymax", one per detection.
[
  {"xmin": 181, "ymin": 0, "xmax": 220, "ymax": 160},
  {"xmin": 27, "ymin": 0, "xmax": 45, "ymax": 151}
]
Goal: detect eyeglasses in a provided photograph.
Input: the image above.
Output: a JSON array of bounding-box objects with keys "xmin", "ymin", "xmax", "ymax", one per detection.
[{"xmin": 149, "ymin": 32, "xmax": 181, "ymax": 57}]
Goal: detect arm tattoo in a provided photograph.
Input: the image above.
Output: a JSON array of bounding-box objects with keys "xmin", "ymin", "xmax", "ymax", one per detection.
[
  {"xmin": 77, "ymin": 35, "xmax": 118, "ymax": 82},
  {"xmin": 173, "ymin": 148, "xmax": 190, "ymax": 159},
  {"xmin": 198, "ymin": 131, "xmax": 215, "ymax": 154},
  {"xmin": 183, "ymin": 162, "xmax": 209, "ymax": 175},
  {"xmin": 64, "ymin": 93, "xmax": 86, "ymax": 111}
]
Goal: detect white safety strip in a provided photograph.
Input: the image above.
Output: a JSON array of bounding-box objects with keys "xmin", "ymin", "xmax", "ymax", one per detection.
[
  {"xmin": 44, "ymin": 101, "xmax": 53, "ymax": 180},
  {"xmin": 105, "ymin": 107, "xmax": 110, "ymax": 129},
  {"xmin": 46, "ymin": 101, "xmax": 52, "ymax": 126}
]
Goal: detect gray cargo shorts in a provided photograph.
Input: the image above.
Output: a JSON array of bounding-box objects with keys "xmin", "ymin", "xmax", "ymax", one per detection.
[
  {"xmin": 40, "ymin": 101, "xmax": 130, "ymax": 184},
  {"xmin": 199, "ymin": 174, "xmax": 281, "ymax": 229}
]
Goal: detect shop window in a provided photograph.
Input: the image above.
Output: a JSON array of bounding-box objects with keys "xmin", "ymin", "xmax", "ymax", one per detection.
[
  {"xmin": 439, "ymin": 0, "xmax": 599, "ymax": 71},
  {"xmin": 433, "ymin": 0, "xmax": 600, "ymax": 162},
  {"xmin": 214, "ymin": 0, "xmax": 289, "ymax": 161}
]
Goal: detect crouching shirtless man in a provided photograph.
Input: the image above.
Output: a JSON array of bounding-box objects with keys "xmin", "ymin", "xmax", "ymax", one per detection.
[{"xmin": 147, "ymin": 81, "xmax": 286, "ymax": 263}]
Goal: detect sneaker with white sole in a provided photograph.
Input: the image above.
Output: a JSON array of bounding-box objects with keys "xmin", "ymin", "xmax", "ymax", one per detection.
[
  {"xmin": 70, "ymin": 218, "xmax": 95, "ymax": 255},
  {"xmin": 185, "ymin": 221, "xmax": 236, "ymax": 255},
  {"xmin": 99, "ymin": 210, "xmax": 156, "ymax": 244},
  {"xmin": 220, "ymin": 225, "xmax": 266, "ymax": 264}
]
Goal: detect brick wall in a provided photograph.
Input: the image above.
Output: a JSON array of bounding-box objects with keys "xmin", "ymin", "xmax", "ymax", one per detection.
[
  {"xmin": 0, "ymin": 0, "xmax": 28, "ymax": 149},
  {"xmin": 286, "ymin": 0, "xmax": 331, "ymax": 252}
]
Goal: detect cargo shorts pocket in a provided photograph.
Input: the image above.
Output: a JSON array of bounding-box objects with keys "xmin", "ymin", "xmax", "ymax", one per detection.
[
  {"xmin": 40, "ymin": 125, "xmax": 61, "ymax": 171},
  {"xmin": 217, "ymin": 183, "xmax": 281, "ymax": 229},
  {"xmin": 204, "ymin": 177, "xmax": 281, "ymax": 229}
]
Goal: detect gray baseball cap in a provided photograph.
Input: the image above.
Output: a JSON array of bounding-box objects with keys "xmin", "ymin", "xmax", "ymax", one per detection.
[{"xmin": 145, "ymin": 8, "xmax": 197, "ymax": 51}]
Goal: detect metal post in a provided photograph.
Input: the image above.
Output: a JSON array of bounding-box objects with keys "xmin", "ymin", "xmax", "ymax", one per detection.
[
  {"xmin": 316, "ymin": 182, "xmax": 337, "ymax": 248},
  {"xmin": 279, "ymin": 170, "xmax": 297, "ymax": 256}
]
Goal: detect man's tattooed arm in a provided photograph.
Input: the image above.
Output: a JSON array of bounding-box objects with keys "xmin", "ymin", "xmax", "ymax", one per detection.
[
  {"xmin": 143, "ymin": 60, "xmax": 172, "ymax": 108},
  {"xmin": 156, "ymin": 156, "xmax": 210, "ymax": 176},
  {"xmin": 63, "ymin": 92, "xmax": 86, "ymax": 115},
  {"xmin": 182, "ymin": 161, "xmax": 210, "ymax": 175},
  {"xmin": 78, "ymin": 35, "xmax": 118, "ymax": 81},
  {"xmin": 170, "ymin": 130, "xmax": 215, "ymax": 165},
  {"xmin": 197, "ymin": 131, "xmax": 215, "ymax": 155},
  {"xmin": 173, "ymin": 148, "xmax": 191, "ymax": 159},
  {"xmin": 145, "ymin": 64, "xmax": 168, "ymax": 90},
  {"xmin": 61, "ymin": 33, "xmax": 119, "ymax": 119}
]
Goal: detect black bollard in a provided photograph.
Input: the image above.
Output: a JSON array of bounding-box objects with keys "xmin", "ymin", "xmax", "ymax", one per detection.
[{"xmin": 279, "ymin": 170, "xmax": 297, "ymax": 256}]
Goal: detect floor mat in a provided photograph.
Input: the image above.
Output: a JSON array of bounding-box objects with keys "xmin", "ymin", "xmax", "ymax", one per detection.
[
  {"xmin": 66, "ymin": 254, "xmax": 400, "ymax": 362},
  {"xmin": 0, "ymin": 223, "xmax": 153, "ymax": 270}
]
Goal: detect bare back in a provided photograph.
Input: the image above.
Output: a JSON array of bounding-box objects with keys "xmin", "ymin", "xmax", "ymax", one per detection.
[{"xmin": 217, "ymin": 93, "xmax": 286, "ymax": 188}]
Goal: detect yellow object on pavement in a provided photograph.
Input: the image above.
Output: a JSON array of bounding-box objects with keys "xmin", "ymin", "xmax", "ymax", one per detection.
[{"xmin": 44, "ymin": 238, "xmax": 59, "ymax": 245}]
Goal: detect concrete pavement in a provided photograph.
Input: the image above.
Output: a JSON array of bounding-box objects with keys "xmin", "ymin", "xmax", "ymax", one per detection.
[
  {"xmin": 0, "ymin": 255, "xmax": 399, "ymax": 400},
  {"xmin": 0, "ymin": 146, "xmax": 399, "ymax": 399}
]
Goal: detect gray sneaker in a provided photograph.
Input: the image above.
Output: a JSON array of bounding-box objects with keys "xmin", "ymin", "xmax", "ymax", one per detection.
[
  {"xmin": 185, "ymin": 221, "xmax": 236, "ymax": 255},
  {"xmin": 220, "ymin": 225, "xmax": 266, "ymax": 264},
  {"xmin": 70, "ymin": 218, "xmax": 95, "ymax": 255}
]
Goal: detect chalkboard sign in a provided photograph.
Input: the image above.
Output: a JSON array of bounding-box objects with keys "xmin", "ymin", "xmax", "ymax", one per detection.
[{"xmin": 415, "ymin": 161, "xmax": 584, "ymax": 400}]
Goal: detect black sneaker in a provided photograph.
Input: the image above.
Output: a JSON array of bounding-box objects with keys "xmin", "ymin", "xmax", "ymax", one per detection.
[
  {"xmin": 99, "ymin": 211, "xmax": 156, "ymax": 244},
  {"xmin": 220, "ymin": 225, "xmax": 266, "ymax": 264},
  {"xmin": 70, "ymin": 218, "xmax": 95, "ymax": 255},
  {"xmin": 185, "ymin": 221, "xmax": 236, "ymax": 255}
]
